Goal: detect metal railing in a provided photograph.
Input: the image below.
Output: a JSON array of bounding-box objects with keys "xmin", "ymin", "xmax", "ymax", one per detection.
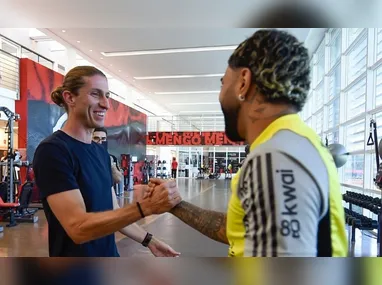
[
  {"xmin": 21, "ymin": 46, "xmax": 53, "ymax": 69},
  {"xmin": 0, "ymin": 49, "xmax": 20, "ymax": 98}
]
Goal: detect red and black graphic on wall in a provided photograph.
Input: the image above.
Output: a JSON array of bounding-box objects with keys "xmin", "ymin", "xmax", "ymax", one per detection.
[
  {"xmin": 18, "ymin": 59, "xmax": 147, "ymax": 173},
  {"xmin": 147, "ymin": 132, "xmax": 245, "ymax": 146}
]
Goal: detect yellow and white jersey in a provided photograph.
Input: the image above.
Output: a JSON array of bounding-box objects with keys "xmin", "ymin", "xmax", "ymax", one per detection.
[{"xmin": 226, "ymin": 114, "xmax": 347, "ymax": 257}]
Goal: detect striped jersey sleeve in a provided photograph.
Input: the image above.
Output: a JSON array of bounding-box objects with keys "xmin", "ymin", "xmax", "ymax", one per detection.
[{"xmin": 237, "ymin": 148, "xmax": 324, "ymax": 257}]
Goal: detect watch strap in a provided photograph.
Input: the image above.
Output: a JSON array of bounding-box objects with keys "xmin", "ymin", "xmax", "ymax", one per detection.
[{"xmin": 142, "ymin": 232, "xmax": 153, "ymax": 247}]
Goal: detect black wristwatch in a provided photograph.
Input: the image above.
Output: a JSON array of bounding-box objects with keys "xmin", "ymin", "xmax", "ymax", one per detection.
[{"xmin": 141, "ymin": 232, "xmax": 153, "ymax": 247}]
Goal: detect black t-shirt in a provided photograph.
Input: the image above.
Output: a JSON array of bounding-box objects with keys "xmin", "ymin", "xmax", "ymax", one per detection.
[{"xmin": 33, "ymin": 130, "xmax": 120, "ymax": 257}]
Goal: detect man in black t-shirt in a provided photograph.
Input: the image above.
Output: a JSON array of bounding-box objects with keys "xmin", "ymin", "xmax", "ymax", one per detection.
[{"xmin": 33, "ymin": 66, "xmax": 181, "ymax": 257}]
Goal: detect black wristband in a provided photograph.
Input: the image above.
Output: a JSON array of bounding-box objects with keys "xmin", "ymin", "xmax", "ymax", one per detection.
[
  {"xmin": 136, "ymin": 202, "xmax": 145, "ymax": 218},
  {"xmin": 142, "ymin": 232, "xmax": 153, "ymax": 247}
]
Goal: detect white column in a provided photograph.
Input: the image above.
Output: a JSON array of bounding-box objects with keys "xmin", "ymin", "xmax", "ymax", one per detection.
[{"xmin": 66, "ymin": 47, "xmax": 77, "ymax": 70}]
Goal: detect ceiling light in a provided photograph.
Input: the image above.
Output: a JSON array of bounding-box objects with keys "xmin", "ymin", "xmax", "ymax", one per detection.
[
  {"xmin": 134, "ymin": 73, "xmax": 224, "ymax": 80},
  {"xmin": 89, "ymin": 49, "xmax": 93, "ymax": 52},
  {"xmin": 100, "ymin": 57, "xmax": 103, "ymax": 60},
  {"xmin": 110, "ymin": 64, "xmax": 112, "ymax": 66},
  {"xmin": 101, "ymin": 45, "xmax": 237, "ymax": 57},
  {"xmin": 154, "ymin": 90, "xmax": 220, "ymax": 95},
  {"xmin": 77, "ymin": 40, "xmax": 80, "ymax": 43},
  {"xmin": 179, "ymin": 110, "xmax": 222, "ymax": 114},
  {"xmin": 62, "ymin": 30, "xmax": 66, "ymax": 33},
  {"xmin": 119, "ymin": 70, "xmax": 121, "ymax": 72},
  {"xmin": 170, "ymin": 102, "xmax": 219, "ymax": 106},
  {"xmin": 187, "ymin": 116, "xmax": 224, "ymax": 119}
]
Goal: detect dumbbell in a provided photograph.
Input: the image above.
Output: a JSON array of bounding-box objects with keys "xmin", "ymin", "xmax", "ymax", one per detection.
[
  {"xmin": 371, "ymin": 220, "xmax": 379, "ymax": 229},
  {"xmin": 369, "ymin": 205, "xmax": 380, "ymax": 215}
]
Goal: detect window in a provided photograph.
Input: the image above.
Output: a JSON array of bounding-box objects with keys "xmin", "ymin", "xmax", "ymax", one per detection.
[
  {"xmin": 306, "ymin": 117, "xmax": 312, "ymax": 128},
  {"xmin": 374, "ymin": 111, "xmax": 382, "ymax": 140},
  {"xmin": 375, "ymin": 65, "xmax": 382, "ymax": 107},
  {"xmin": 376, "ymin": 28, "xmax": 382, "ymax": 62},
  {"xmin": 347, "ymin": 28, "xmax": 365, "ymax": 47},
  {"xmin": 347, "ymin": 36, "xmax": 367, "ymax": 84},
  {"xmin": 328, "ymin": 97, "xmax": 340, "ymax": 129},
  {"xmin": 316, "ymin": 44, "xmax": 325, "ymax": 86},
  {"xmin": 315, "ymin": 110, "xmax": 324, "ymax": 135},
  {"xmin": 303, "ymin": 94, "xmax": 312, "ymax": 119},
  {"xmin": 330, "ymin": 30, "xmax": 342, "ymax": 68},
  {"xmin": 315, "ymin": 83, "xmax": 324, "ymax": 113},
  {"xmin": 326, "ymin": 129, "xmax": 339, "ymax": 145},
  {"xmin": 343, "ymin": 154, "xmax": 364, "ymax": 187},
  {"xmin": 329, "ymin": 64, "xmax": 341, "ymax": 101},
  {"xmin": 346, "ymin": 78, "xmax": 366, "ymax": 120},
  {"xmin": 310, "ymin": 59, "xmax": 315, "ymax": 85},
  {"xmin": 345, "ymin": 119, "xmax": 365, "ymax": 152}
]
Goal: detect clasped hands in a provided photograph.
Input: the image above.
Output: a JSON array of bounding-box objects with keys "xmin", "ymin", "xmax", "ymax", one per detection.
[{"xmin": 133, "ymin": 178, "xmax": 182, "ymax": 216}]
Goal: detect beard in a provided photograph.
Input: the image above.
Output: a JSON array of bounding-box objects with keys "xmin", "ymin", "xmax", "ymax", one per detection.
[{"xmin": 221, "ymin": 103, "xmax": 245, "ymax": 142}]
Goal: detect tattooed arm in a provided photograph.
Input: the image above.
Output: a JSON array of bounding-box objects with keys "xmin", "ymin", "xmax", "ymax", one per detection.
[{"xmin": 170, "ymin": 201, "xmax": 228, "ymax": 244}]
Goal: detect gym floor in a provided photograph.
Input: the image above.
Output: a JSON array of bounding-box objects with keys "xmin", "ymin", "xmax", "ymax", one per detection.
[{"xmin": 0, "ymin": 179, "xmax": 377, "ymax": 257}]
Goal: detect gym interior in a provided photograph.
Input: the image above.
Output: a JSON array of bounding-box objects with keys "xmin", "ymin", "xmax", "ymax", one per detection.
[{"xmin": 0, "ymin": 24, "xmax": 381, "ymax": 258}]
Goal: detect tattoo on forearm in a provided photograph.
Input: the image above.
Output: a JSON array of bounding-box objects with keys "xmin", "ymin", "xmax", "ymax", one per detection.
[{"xmin": 170, "ymin": 201, "xmax": 228, "ymax": 244}]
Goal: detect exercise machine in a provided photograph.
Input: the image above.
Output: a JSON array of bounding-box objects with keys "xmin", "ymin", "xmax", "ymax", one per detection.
[
  {"xmin": 0, "ymin": 107, "xmax": 38, "ymax": 228},
  {"xmin": 366, "ymin": 119, "xmax": 382, "ymax": 256}
]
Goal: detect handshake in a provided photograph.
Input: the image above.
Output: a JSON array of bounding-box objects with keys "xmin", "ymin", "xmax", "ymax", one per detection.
[{"xmin": 133, "ymin": 178, "xmax": 182, "ymax": 217}]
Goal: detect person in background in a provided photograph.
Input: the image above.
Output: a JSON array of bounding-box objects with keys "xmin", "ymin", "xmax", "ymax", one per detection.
[
  {"xmin": 171, "ymin": 157, "xmax": 178, "ymax": 179},
  {"xmin": 0, "ymin": 150, "xmax": 7, "ymax": 182},
  {"xmin": 92, "ymin": 127, "xmax": 123, "ymax": 185},
  {"xmin": 1, "ymin": 150, "xmax": 7, "ymax": 161}
]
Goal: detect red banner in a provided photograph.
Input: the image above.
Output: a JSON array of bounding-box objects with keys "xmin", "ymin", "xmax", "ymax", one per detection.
[{"xmin": 147, "ymin": 132, "xmax": 244, "ymax": 146}]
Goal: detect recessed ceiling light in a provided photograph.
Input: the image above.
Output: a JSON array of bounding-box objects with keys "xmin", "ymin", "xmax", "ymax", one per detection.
[
  {"xmin": 134, "ymin": 73, "xmax": 224, "ymax": 80},
  {"xmin": 101, "ymin": 45, "xmax": 237, "ymax": 57},
  {"xmin": 119, "ymin": 70, "xmax": 121, "ymax": 72},
  {"xmin": 62, "ymin": 30, "xmax": 66, "ymax": 33},
  {"xmin": 89, "ymin": 49, "xmax": 93, "ymax": 52},
  {"xmin": 77, "ymin": 40, "xmax": 80, "ymax": 43},
  {"xmin": 100, "ymin": 57, "xmax": 103, "ymax": 60},
  {"xmin": 154, "ymin": 90, "xmax": 220, "ymax": 95},
  {"xmin": 179, "ymin": 110, "xmax": 222, "ymax": 114},
  {"xmin": 170, "ymin": 102, "xmax": 219, "ymax": 106}
]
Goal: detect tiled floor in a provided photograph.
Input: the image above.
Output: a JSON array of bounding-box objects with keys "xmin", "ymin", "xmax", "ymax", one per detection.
[{"xmin": 0, "ymin": 179, "xmax": 377, "ymax": 257}]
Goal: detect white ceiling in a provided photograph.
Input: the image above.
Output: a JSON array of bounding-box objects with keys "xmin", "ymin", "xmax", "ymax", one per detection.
[
  {"xmin": 0, "ymin": 0, "xmax": 322, "ymax": 129},
  {"xmin": 44, "ymin": 28, "xmax": 311, "ymax": 119}
]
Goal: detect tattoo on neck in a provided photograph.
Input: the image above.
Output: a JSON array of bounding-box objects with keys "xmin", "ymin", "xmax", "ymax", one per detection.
[{"xmin": 254, "ymin": 107, "xmax": 266, "ymax": 113}]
